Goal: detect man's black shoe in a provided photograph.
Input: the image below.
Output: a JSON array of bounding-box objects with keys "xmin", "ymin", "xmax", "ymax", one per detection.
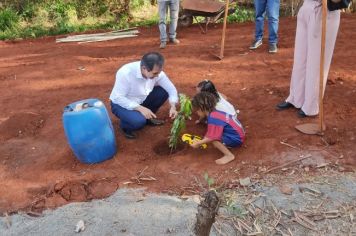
[
  {"xmin": 276, "ymin": 101, "xmax": 294, "ymax": 110},
  {"xmin": 120, "ymin": 128, "xmax": 137, "ymax": 139},
  {"xmin": 297, "ymin": 109, "xmax": 307, "ymax": 118},
  {"xmin": 147, "ymin": 118, "xmax": 165, "ymax": 126}
]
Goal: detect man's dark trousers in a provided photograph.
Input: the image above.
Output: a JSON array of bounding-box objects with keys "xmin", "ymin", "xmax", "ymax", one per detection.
[{"xmin": 111, "ymin": 86, "xmax": 169, "ymax": 132}]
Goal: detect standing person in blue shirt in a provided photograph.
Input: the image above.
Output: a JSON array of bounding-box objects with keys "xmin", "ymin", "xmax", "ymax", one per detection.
[
  {"xmin": 158, "ymin": 0, "xmax": 180, "ymax": 49},
  {"xmin": 110, "ymin": 52, "xmax": 178, "ymax": 139},
  {"xmin": 249, "ymin": 0, "xmax": 280, "ymax": 53},
  {"xmin": 190, "ymin": 92, "xmax": 245, "ymax": 165}
]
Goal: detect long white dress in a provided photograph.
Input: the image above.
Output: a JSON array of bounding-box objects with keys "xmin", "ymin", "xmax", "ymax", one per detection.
[{"xmin": 286, "ymin": 0, "xmax": 340, "ymax": 115}]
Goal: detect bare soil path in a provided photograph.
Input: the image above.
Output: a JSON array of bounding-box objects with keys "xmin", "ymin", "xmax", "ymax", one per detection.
[{"xmin": 0, "ymin": 15, "xmax": 355, "ymax": 214}]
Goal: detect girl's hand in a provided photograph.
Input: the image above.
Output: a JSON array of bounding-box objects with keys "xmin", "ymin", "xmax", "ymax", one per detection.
[{"xmin": 190, "ymin": 140, "xmax": 200, "ymax": 149}]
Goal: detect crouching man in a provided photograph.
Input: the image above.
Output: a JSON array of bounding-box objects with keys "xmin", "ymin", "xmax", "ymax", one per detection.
[{"xmin": 110, "ymin": 52, "xmax": 178, "ymax": 139}]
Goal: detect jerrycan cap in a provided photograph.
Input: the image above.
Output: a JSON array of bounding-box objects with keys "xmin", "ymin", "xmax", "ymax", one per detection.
[{"xmin": 94, "ymin": 101, "xmax": 103, "ymax": 107}]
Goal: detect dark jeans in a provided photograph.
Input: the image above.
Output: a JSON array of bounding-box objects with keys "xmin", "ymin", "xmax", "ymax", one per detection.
[{"xmin": 111, "ymin": 86, "xmax": 169, "ymax": 132}]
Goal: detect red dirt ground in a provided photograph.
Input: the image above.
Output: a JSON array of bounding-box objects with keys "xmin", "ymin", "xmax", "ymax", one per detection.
[{"xmin": 0, "ymin": 15, "xmax": 355, "ymax": 214}]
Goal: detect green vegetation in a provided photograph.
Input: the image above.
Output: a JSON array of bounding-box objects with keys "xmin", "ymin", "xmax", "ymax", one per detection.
[
  {"xmin": 0, "ymin": 0, "xmax": 285, "ymax": 40},
  {"xmin": 203, "ymin": 172, "xmax": 215, "ymax": 190},
  {"xmin": 168, "ymin": 94, "xmax": 192, "ymax": 150},
  {"xmin": 227, "ymin": 6, "xmax": 255, "ymax": 23},
  {"xmin": 0, "ymin": 0, "xmax": 158, "ymax": 40}
]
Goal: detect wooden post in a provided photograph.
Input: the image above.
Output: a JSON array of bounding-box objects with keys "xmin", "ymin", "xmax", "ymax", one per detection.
[
  {"xmin": 194, "ymin": 190, "xmax": 220, "ymax": 236},
  {"xmin": 218, "ymin": 0, "xmax": 230, "ymax": 59},
  {"xmin": 319, "ymin": 0, "xmax": 327, "ymax": 134}
]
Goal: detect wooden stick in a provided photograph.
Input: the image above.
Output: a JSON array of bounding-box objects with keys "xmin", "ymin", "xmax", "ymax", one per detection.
[
  {"xmin": 265, "ymin": 154, "xmax": 312, "ymax": 173},
  {"xmin": 299, "ymin": 186, "xmax": 322, "ymax": 195},
  {"xmin": 280, "ymin": 141, "xmax": 300, "ymax": 150},
  {"xmin": 288, "ymin": 228, "xmax": 294, "ymax": 236},
  {"xmin": 236, "ymin": 218, "xmax": 253, "ymax": 232},
  {"xmin": 4, "ymin": 212, "xmax": 11, "ymax": 228},
  {"xmin": 293, "ymin": 211, "xmax": 318, "ymax": 231},
  {"xmin": 296, "ymin": 212, "xmax": 317, "ymax": 227},
  {"xmin": 218, "ymin": 0, "xmax": 230, "ymax": 59},
  {"xmin": 112, "ymin": 27, "xmax": 137, "ymax": 33},
  {"xmin": 232, "ymin": 219, "xmax": 243, "ymax": 234},
  {"xmin": 319, "ymin": 0, "xmax": 327, "ymax": 134}
]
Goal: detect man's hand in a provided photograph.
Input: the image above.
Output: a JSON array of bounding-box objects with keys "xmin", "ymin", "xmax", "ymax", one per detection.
[
  {"xmin": 135, "ymin": 105, "xmax": 157, "ymax": 119},
  {"xmin": 169, "ymin": 105, "xmax": 178, "ymax": 119}
]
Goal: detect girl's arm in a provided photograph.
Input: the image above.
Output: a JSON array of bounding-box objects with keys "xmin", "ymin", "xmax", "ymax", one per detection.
[{"xmin": 191, "ymin": 137, "xmax": 212, "ymax": 148}]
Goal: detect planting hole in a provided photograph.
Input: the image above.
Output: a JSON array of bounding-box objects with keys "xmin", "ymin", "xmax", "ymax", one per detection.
[{"xmin": 153, "ymin": 139, "xmax": 185, "ymax": 156}]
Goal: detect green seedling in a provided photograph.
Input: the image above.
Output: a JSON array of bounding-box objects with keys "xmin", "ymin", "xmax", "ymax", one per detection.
[
  {"xmin": 203, "ymin": 172, "xmax": 215, "ymax": 190},
  {"xmin": 168, "ymin": 94, "xmax": 192, "ymax": 150}
]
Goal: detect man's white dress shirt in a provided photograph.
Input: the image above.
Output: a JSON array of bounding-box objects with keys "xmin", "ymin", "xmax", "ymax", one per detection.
[{"xmin": 110, "ymin": 61, "xmax": 178, "ymax": 110}]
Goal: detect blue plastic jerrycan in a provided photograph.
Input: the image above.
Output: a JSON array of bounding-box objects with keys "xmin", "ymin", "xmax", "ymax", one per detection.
[{"xmin": 63, "ymin": 98, "xmax": 117, "ymax": 164}]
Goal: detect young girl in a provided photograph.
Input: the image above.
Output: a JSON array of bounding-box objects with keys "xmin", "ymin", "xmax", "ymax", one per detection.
[
  {"xmin": 196, "ymin": 80, "xmax": 238, "ymax": 123},
  {"xmin": 190, "ymin": 92, "xmax": 245, "ymax": 165}
]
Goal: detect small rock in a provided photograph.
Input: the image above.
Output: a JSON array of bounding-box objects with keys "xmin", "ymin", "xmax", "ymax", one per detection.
[
  {"xmin": 166, "ymin": 228, "xmax": 174, "ymax": 233},
  {"xmin": 75, "ymin": 220, "xmax": 85, "ymax": 233},
  {"xmin": 338, "ymin": 166, "xmax": 345, "ymax": 172},
  {"xmin": 191, "ymin": 195, "xmax": 201, "ymax": 204},
  {"xmin": 239, "ymin": 177, "xmax": 251, "ymax": 187},
  {"xmin": 304, "ymin": 166, "xmax": 310, "ymax": 172},
  {"xmin": 233, "ymin": 168, "xmax": 240, "ymax": 174},
  {"xmin": 279, "ymin": 185, "xmax": 293, "ymax": 195}
]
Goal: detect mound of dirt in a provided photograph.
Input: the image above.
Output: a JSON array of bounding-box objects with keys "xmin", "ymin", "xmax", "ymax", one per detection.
[
  {"xmin": 0, "ymin": 112, "xmax": 45, "ymax": 141},
  {"xmin": 38, "ymin": 179, "xmax": 120, "ymax": 209}
]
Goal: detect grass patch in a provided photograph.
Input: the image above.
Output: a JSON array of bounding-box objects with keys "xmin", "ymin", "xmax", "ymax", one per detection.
[
  {"xmin": 0, "ymin": 8, "xmax": 20, "ymax": 31},
  {"xmin": 0, "ymin": 0, "xmax": 160, "ymax": 40},
  {"xmin": 0, "ymin": 1, "xmax": 255, "ymax": 40},
  {"xmin": 227, "ymin": 6, "xmax": 255, "ymax": 23}
]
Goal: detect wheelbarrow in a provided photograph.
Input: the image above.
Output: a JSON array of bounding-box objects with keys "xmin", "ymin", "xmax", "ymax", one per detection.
[{"xmin": 178, "ymin": 0, "xmax": 236, "ymax": 33}]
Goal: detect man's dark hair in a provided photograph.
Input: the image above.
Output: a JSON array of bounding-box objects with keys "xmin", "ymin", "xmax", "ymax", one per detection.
[
  {"xmin": 141, "ymin": 52, "xmax": 165, "ymax": 71},
  {"xmin": 192, "ymin": 92, "xmax": 217, "ymax": 113},
  {"xmin": 197, "ymin": 80, "xmax": 220, "ymax": 100}
]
